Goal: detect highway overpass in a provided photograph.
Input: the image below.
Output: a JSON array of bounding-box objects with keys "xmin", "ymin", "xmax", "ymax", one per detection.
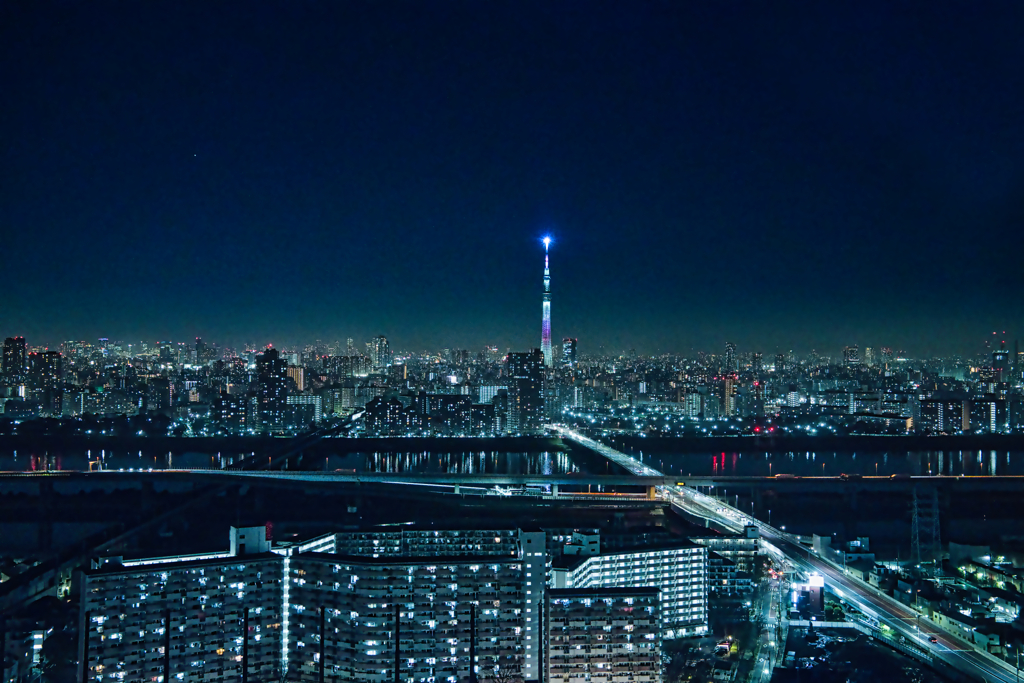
[{"xmin": 553, "ymin": 424, "xmax": 1021, "ymax": 683}]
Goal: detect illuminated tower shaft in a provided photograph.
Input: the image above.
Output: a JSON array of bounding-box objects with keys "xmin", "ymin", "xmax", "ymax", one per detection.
[{"xmin": 542, "ymin": 241, "xmax": 552, "ymax": 367}]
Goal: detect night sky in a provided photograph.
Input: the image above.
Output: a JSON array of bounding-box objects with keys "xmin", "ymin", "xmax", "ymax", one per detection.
[{"xmin": 2, "ymin": 2, "xmax": 1022, "ymax": 356}]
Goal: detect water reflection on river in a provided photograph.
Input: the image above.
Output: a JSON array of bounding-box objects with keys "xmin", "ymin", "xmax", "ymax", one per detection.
[
  {"xmin": 637, "ymin": 450, "xmax": 1024, "ymax": 477},
  {"xmin": 2, "ymin": 447, "xmax": 1022, "ymax": 478},
  {"xmin": 0, "ymin": 449, "xmax": 580, "ymax": 475}
]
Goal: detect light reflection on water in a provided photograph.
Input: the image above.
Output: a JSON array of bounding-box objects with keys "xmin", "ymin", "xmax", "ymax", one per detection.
[
  {"xmin": 0, "ymin": 449, "xmax": 579, "ymax": 475},
  {"xmin": 638, "ymin": 450, "xmax": 1024, "ymax": 477},
  {"xmin": 2, "ymin": 448, "xmax": 1021, "ymax": 477}
]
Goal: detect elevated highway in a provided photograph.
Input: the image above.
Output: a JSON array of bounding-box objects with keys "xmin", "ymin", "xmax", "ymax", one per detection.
[
  {"xmin": 5, "ymin": 466, "xmax": 1022, "ymax": 501},
  {"xmin": 553, "ymin": 424, "xmax": 1020, "ymax": 683},
  {"xmin": 0, "ymin": 469, "xmax": 671, "ymax": 497}
]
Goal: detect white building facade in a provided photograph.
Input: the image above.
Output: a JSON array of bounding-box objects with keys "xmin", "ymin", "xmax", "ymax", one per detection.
[{"xmin": 565, "ymin": 544, "xmax": 708, "ymax": 638}]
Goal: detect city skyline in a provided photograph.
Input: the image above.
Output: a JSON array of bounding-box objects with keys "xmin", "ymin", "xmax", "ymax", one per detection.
[
  {"xmin": 1, "ymin": 329, "xmax": 1020, "ymax": 362},
  {"xmin": 4, "ymin": 5, "xmax": 1024, "ymax": 683},
  {"xmin": 2, "ymin": 2, "xmax": 1023, "ymax": 353}
]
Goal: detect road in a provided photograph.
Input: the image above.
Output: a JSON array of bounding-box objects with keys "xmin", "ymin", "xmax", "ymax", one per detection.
[
  {"xmin": 749, "ymin": 576, "xmax": 782, "ymax": 683},
  {"xmin": 552, "ymin": 425, "xmax": 1021, "ymax": 683}
]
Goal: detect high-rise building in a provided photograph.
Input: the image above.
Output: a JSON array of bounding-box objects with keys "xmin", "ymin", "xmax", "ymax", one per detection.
[
  {"xmin": 561, "ymin": 337, "xmax": 577, "ymax": 367},
  {"xmin": 368, "ymin": 335, "xmax": 391, "ymax": 371},
  {"xmin": 2, "ymin": 337, "xmax": 27, "ymax": 380},
  {"xmin": 774, "ymin": 352, "xmax": 786, "ymax": 374},
  {"xmin": 993, "ymin": 342, "xmax": 1011, "ymax": 383},
  {"xmin": 364, "ymin": 396, "xmax": 421, "ymax": 436},
  {"xmin": 864, "ymin": 347, "xmax": 875, "ymax": 367},
  {"xmin": 285, "ymin": 394, "xmax": 323, "ymax": 427},
  {"xmin": 541, "ymin": 237, "xmax": 553, "ymax": 368},
  {"xmin": 80, "ymin": 527, "xmax": 283, "ymax": 683},
  {"xmin": 521, "ymin": 530, "xmax": 547, "ymax": 680},
  {"xmin": 213, "ymin": 391, "xmax": 249, "ymax": 433},
  {"xmin": 286, "ymin": 364, "xmax": 305, "ymax": 392},
  {"xmin": 752, "ymin": 352, "xmax": 763, "ymax": 374},
  {"xmin": 28, "ymin": 350, "xmax": 63, "ymax": 415},
  {"xmin": 80, "ymin": 526, "xmax": 533, "ymax": 683},
  {"xmin": 843, "ymin": 345, "xmax": 860, "ymax": 367},
  {"xmin": 722, "ymin": 375, "xmax": 737, "ymax": 417},
  {"xmin": 506, "ymin": 349, "xmax": 545, "ymax": 434},
  {"xmin": 561, "ymin": 542, "xmax": 708, "ymax": 638},
  {"xmin": 28, "ymin": 350, "xmax": 62, "ymax": 388},
  {"xmin": 724, "ymin": 341, "xmax": 736, "ymax": 372},
  {"xmin": 547, "ymin": 587, "xmax": 662, "ymax": 683},
  {"xmin": 256, "ymin": 348, "xmax": 288, "ymax": 433},
  {"xmin": 288, "ymin": 554, "xmax": 525, "ymax": 683},
  {"xmin": 478, "ymin": 385, "xmax": 507, "ymax": 405}
]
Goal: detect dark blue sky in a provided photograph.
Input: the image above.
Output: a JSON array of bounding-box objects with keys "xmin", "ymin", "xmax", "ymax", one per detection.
[{"xmin": 2, "ymin": 1, "xmax": 1022, "ymax": 356}]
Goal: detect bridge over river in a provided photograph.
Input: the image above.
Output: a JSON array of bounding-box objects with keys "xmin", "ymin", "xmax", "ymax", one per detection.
[{"xmin": 552, "ymin": 424, "xmax": 1021, "ymax": 683}]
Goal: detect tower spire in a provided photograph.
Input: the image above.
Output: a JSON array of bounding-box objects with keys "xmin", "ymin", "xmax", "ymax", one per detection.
[{"xmin": 541, "ymin": 237, "xmax": 552, "ymax": 368}]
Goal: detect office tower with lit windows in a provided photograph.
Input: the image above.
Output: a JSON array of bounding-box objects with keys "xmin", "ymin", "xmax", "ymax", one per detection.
[
  {"xmin": 752, "ymin": 352, "xmax": 763, "ymax": 374},
  {"xmin": 286, "ymin": 365, "xmax": 305, "ymax": 392},
  {"xmin": 843, "ymin": 345, "xmax": 860, "ymax": 367},
  {"xmin": 724, "ymin": 341, "xmax": 736, "ymax": 372},
  {"xmin": 864, "ymin": 347, "xmax": 874, "ymax": 367},
  {"xmin": 561, "ymin": 338, "xmax": 577, "ymax": 367},
  {"xmin": 28, "ymin": 350, "xmax": 62, "ymax": 388},
  {"xmin": 774, "ymin": 353, "xmax": 785, "ymax": 374},
  {"xmin": 28, "ymin": 350, "xmax": 63, "ymax": 415},
  {"xmin": 213, "ymin": 391, "xmax": 249, "ymax": 433},
  {"xmin": 541, "ymin": 237, "xmax": 553, "ymax": 368},
  {"xmin": 256, "ymin": 348, "xmax": 289, "ymax": 433},
  {"xmin": 993, "ymin": 342, "xmax": 1011, "ymax": 383},
  {"xmin": 2, "ymin": 336, "xmax": 27, "ymax": 381},
  {"xmin": 506, "ymin": 349, "xmax": 545, "ymax": 434},
  {"xmin": 722, "ymin": 375, "xmax": 737, "ymax": 417},
  {"xmin": 368, "ymin": 336, "xmax": 391, "ymax": 371}
]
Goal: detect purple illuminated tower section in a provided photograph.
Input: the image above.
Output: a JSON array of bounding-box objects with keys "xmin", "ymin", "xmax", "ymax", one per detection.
[{"xmin": 541, "ymin": 237, "xmax": 552, "ymax": 367}]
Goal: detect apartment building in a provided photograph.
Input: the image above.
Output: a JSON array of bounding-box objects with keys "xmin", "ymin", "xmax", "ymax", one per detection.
[{"xmin": 547, "ymin": 587, "xmax": 661, "ymax": 683}]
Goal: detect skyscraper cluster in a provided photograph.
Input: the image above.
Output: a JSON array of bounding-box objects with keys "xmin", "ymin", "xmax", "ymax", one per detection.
[{"xmin": 1, "ymin": 244, "xmax": 1022, "ymax": 436}]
